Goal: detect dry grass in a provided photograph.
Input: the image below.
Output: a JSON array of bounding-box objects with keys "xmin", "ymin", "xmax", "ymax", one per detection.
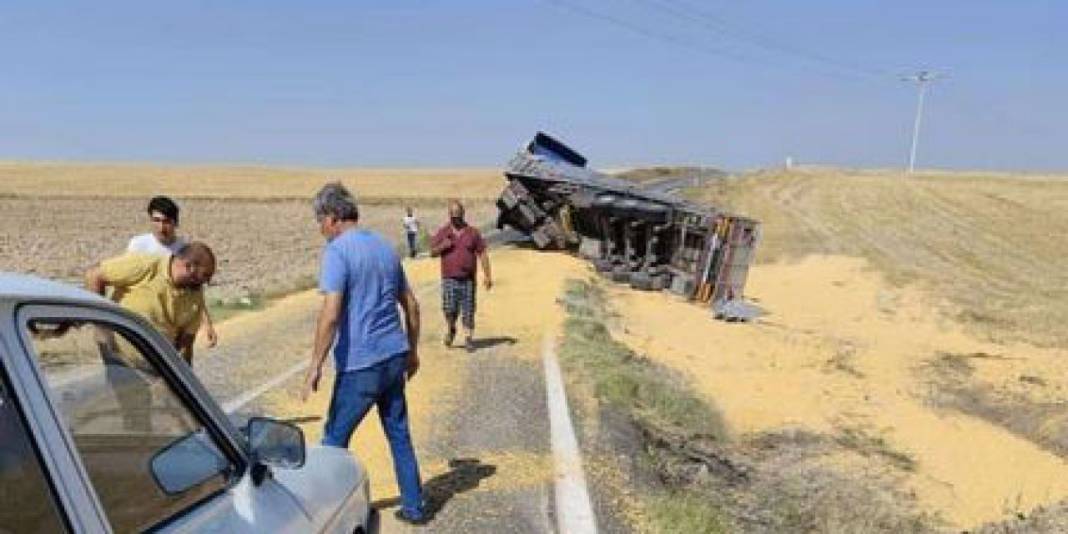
[
  {"xmin": 0, "ymin": 161, "xmax": 502, "ymax": 200},
  {"xmin": 691, "ymin": 167, "xmax": 1068, "ymax": 348},
  {"xmin": 613, "ymin": 166, "xmax": 725, "ymax": 184}
]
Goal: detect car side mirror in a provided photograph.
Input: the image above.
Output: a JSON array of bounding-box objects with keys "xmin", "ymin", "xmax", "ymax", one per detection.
[
  {"xmin": 150, "ymin": 431, "xmax": 230, "ymax": 495},
  {"xmin": 248, "ymin": 417, "xmax": 305, "ymax": 470}
]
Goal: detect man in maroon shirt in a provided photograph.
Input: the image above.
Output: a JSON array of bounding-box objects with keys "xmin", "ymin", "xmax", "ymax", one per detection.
[{"xmin": 430, "ymin": 200, "xmax": 492, "ymax": 352}]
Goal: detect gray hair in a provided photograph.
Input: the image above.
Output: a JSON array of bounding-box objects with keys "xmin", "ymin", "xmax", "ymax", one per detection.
[{"xmin": 313, "ymin": 182, "xmax": 359, "ymax": 222}]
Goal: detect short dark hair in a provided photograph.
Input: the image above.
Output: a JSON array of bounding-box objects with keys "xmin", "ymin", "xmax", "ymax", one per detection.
[{"xmin": 147, "ymin": 196, "xmax": 180, "ymax": 225}]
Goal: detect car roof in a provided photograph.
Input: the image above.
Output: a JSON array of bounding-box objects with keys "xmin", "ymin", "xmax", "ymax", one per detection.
[{"xmin": 0, "ymin": 272, "xmax": 111, "ymax": 306}]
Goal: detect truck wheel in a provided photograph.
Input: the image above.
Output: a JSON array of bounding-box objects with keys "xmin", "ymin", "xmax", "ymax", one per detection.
[
  {"xmin": 630, "ymin": 272, "xmax": 654, "ymax": 291},
  {"xmin": 652, "ymin": 273, "xmax": 670, "ymax": 291}
]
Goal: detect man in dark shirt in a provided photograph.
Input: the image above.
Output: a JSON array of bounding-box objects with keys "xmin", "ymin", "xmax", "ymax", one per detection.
[{"xmin": 430, "ymin": 200, "xmax": 492, "ymax": 352}]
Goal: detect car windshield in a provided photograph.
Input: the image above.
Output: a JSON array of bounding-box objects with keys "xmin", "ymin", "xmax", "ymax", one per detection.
[{"xmin": 24, "ymin": 317, "xmax": 234, "ymax": 531}]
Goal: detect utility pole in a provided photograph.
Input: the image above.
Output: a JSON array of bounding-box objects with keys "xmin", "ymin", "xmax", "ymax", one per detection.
[{"xmin": 901, "ymin": 70, "xmax": 943, "ymax": 174}]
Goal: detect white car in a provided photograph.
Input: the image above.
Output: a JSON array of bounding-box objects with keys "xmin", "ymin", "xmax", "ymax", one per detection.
[{"xmin": 0, "ymin": 273, "xmax": 374, "ymax": 533}]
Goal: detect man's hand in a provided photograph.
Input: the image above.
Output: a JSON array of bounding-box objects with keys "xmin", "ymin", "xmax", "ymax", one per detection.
[
  {"xmin": 483, "ymin": 276, "xmax": 493, "ymax": 290},
  {"xmin": 301, "ymin": 366, "xmax": 322, "ymax": 402},
  {"xmin": 203, "ymin": 323, "xmax": 218, "ymax": 348},
  {"xmin": 431, "ymin": 235, "xmax": 453, "ymax": 256},
  {"xmin": 406, "ymin": 350, "xmax": 420, "ymax": 380}
]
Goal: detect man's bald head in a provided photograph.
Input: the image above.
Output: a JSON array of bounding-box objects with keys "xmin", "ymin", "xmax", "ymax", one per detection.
[
  {"xmin": 174, "ymin": 241, "xmax": 216, "ymax": 289},
  {"xmin": 448, "ymin": 200, "xmax": 464, "ymax": 218}
]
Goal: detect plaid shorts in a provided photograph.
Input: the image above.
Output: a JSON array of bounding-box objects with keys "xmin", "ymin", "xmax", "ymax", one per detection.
[{"xmin": 442, "ymin": 277, "xmax": 477, "ymax": 329}]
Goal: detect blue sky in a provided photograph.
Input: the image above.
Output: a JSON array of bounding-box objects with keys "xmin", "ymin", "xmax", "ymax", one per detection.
[{"xmin": 1, "ymin": 1, "xmax": 1063, "ymax": 170}]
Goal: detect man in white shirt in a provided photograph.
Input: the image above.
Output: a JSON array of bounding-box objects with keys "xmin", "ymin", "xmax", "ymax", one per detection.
[
  {"xmin": 402, "ymin": 206, "xmax": 420, "ymax": 259},
  {"xmin": 127, "ymin": 196, "xmax": 218, "ymax": 347}
]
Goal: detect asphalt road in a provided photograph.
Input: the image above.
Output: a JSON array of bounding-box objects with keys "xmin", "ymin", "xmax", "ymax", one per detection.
[
  {"xmin": 193, "ymin": 247, "xmax": 588, "ymax": 533},
  {"xmin": 398, "ymin": 340, "xmax": 555, "ymax": 533}
]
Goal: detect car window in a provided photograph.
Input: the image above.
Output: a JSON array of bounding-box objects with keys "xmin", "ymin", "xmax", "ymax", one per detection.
[
  {"xmin": 0, "ymin": 374, "xmax": 66, "ymax": 532},
  {"xmin": 25, "ymin": 318, "xmax": 234, "ymax": 532}
]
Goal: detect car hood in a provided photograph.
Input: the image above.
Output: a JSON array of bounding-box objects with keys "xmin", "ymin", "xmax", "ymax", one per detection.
[{"xmin": 272, "ymin": 445, "xmax": 369, "ymax": 532}]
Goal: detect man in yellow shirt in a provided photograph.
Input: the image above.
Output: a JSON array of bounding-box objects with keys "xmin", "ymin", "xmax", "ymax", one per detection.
[{"xmin": 85, "ymin": 242, "xmax": 216, "ymax": 364}]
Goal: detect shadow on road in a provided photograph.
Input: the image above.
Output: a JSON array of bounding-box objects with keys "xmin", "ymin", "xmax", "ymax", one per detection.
[
  {"xmin": 470, "ymin": 336, "xmax": 518, "ymax": 351},
  {"xmin": 372, "ymin": 457, "xmax": 497, "ymax": 520}
]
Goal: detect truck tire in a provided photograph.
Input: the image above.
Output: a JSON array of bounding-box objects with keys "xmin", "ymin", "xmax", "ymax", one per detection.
[
  {"xmin": 652, "ymin": 273, "xmax": 670, "ymax": 291},
  {"xmin": 630, "ymin": 272, "xmax": 654, "ymax": 291},
  {"xmin": 594, "ymin": 258, "xmax": 614, "ymax": 273}
]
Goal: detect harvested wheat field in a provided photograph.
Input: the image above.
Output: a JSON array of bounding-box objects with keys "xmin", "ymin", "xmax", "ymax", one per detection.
[
  {"xmin": 0, "ymin": 161, "xmax": 501, "ymax": 200},
  {"xmin": 0, "ymin": 163, "xmax": 499, "ymax": 300},
  {"xmin": 693, "ymin": 167, "xmax": 1068, "ymax": 348}
]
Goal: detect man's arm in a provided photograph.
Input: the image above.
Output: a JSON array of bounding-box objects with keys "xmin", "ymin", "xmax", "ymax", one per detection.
[
  {"xmin": 301, "ymin": 293, "xmax": 342, "ymax": 401},
  {"xmin": 175, "ymin": 332, "xmax": 196, "ymax": 365},
  {"xmin": 86, "ymin": 254, "xmax": 152, "ymax": 300},
  {"xmin": 397, "ymin": 287, "xmax": 421, "ymax": 379},
  {"xmin": 200, "ymin": 306, "xmax": 218, "ymax": 348},
  {"xmin": 429, "ymin": 229, "xmax": 453, "ymax": 257},
  {"xmin": 85, "ymin": 266, "xmax": 108, "ymax": 296},
  {"xmin": 479, "ymin": 248, "xmax": 492, "ymax": 290}
]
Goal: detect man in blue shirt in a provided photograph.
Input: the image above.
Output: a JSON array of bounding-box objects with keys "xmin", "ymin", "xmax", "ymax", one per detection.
[{"xmin": 300, "ymin": 182, "xmax": 426, "ymax": 524}]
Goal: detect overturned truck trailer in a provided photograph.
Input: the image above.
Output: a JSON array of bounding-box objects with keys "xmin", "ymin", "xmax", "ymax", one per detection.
[{"xmin": 495, "ymin": 132, "xmax": 760, "ymax": 307}]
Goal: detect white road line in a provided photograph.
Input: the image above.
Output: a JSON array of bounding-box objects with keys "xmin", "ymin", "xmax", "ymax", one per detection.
[
  {"xmin": 222, "ymin": 360, "xmax": 309, "ymax": 414},
  {"xmin": 542, "ymin": 333, "xmax": 598, "ymax": 534}
]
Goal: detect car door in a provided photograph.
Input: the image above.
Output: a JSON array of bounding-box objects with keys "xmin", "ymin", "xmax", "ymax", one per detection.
[
  {"xmin": 14, "ymin": 303, "xmax": 313, "ymax": 533},
  {"xmin": 0, "ymin": 357, "xmax": 71, "ymax": 533}
]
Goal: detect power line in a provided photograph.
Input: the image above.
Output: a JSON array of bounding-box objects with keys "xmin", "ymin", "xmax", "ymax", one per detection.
[
  {"xmin": 544, "ymin": 0, "xmax": 891, "ymax": 84},
  {"xmin": 636, "ymin": 0, "xmax": 897, "ymax": 80},
  {"xmin": 541, "ymin": 0, "xmax": 758, "ymax": 65}
]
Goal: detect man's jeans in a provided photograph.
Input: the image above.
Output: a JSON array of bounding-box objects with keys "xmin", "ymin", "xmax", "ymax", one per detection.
[{"xmin": 322, "ymin": 354, "xmax": 424, "ymax": 518}]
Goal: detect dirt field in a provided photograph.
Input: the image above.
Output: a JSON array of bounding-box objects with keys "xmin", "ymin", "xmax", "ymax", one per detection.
[{"xmin": 0, "ymin": 164, "xmax": 499, "ymax": 300}]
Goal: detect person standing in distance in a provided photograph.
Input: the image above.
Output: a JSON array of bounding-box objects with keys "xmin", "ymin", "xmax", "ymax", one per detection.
[
  {"xmin": 300, "ymin": 182, "xmax": 427, "ymax": 525},
  {"xmin": 402, "ymin": 206, "xmax": 420, "ymax": 259},
  {"xmin": 127, "ymin": 196, "xmax": 218, "ymax": 348},
  {"xmin": 429, "ymin": 200, "xmax": 492, "ymax": 353}
]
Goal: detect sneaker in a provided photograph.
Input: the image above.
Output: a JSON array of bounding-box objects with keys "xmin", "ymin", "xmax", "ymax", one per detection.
[
  {"xmin": 444, "ymin": 327, "xmax": 456, "ymax": 347},
  {"xmin": 465, "ymin": 337, "xmax": 475, "ymax": 353},
  {"xmin": 394, "ymin": 508, "xmax": 429, "ymax": 526}
]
